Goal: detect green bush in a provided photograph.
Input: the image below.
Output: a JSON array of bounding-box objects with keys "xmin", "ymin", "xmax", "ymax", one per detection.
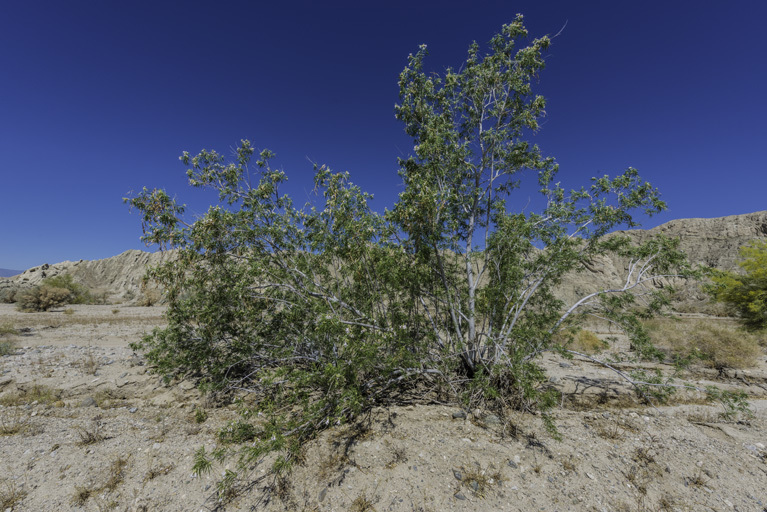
[
  {"xmin": 710, "ymin": 240, "xmax": 767, "ymax": 331},
  {"xmin": 16, "ymin": 285, "xmax": 72, "ymax": 312},
  {"xmin": 42, "ymin": 274, "xmax": 94, "ymax": 304},
  {"xmin": 127, "ymin": 17, "xmax": 694, "ymax": 489},
  {"xmin": 0, "ymin": 286, "xmax": 19, "ymax": 304}
]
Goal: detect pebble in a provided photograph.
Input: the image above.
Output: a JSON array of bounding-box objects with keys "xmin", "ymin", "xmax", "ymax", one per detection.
[
  {"xmin": 452, "ymin": 410, "xmax": 466, "ymax": 420},
  {"xmin": 454, "ymin": 493, "xmax": 467, "ymax": 500},
  {"xmin": 484, "ymin": 413, "xmax": 501, "ymax": 425},
  {"xmin": 80, "ymin": 396, "xmax": 97, "ymax": 407},
  {"xmin": 129, "ymin": 407, "xmax": 138, "ymax": 413}
]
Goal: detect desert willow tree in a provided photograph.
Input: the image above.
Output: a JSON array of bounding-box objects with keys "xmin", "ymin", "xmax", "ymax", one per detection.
[
  {"xmin": 127, "ymin": 17, "xmax": 694, "ymax": 484},
  {"xmin": 391, "ymin": 15, "xmax": 692, "ymax": 404}
]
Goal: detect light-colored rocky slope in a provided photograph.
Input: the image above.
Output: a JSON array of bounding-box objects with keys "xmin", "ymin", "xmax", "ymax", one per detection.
[
  {"xmin": 0, "ymin": 250, "xmax": 176, "ymax": 305},
  {"xmin": 2, "ymin": 211, "xmax": 766, "ymax": 311}
]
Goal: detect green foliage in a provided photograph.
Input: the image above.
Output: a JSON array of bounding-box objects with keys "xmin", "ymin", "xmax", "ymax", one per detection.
[
  {"xmin": 16, "ymin": 285, "xmax": 71, "ymax": 312},
  {"xmin": 43, "ymin": 274, "xmax": 92, "ymax": 304},
  {"xmin": 127, "ymin": 16, "xmax": 693, "ymax": 491},
  {"xmin": 0, "ymin": 286, "xmax": 19, "ymax": 304},
  {"xmin": 710, "ymin": 239, "xmax": 767, "ymax": 331},
  {"xmin": 705, "ymin": 386, "xmax": 752, "ymax": 420},
  {"xmin": 629, "ymin": 369, "xmax": 677, "ymax": 405},
  {"xmin": 0, "ymin": 322, "xmax": 17, "ymax": 338},
  {"xmin": 218, "ymin": 420, "xmax": 259, "ymax": 444},
  {"xmin": 192, "ymin": 446, "xmax": 213, "ymax": 477},
  {"xmin": 14, "ymin": 274, "xmax": 101, "ymax": 312}
]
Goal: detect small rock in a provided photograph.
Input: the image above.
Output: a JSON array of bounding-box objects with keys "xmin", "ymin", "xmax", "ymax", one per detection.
[
  {"xmin": 452, "ymin": 410, "xmax": 467, "ymax": 420},
  {"xmin": 508, "ymin": 459, "xmax": 518, "ymax": 469},
  {"xmin": 454, "ymin": 493, "xmax": 467, "ymax": 500},
  {"xmin": 80, "ymin": 396, "xmax": 97, "ymax": 407},
  {"xmin": 453, "ymin": 469, "xmax": 463, "ymax": 481},
  {"xmin": 129, "ymin": 407, "xmax": 138, "ymax": 413},
  {"xmin": 586, "ymin": 472, "xmax": 595, "ymax": 480},
  {"xmin": 483, "ymin": 414, "xmax": 501, "ymax": 425},
  {"xmin": 559, "ymin": 362, "xmax": 572, "ymax": 368},
  {"xmin": 179, "ymin": 380, "xmax": 196, "ymax": 391}
]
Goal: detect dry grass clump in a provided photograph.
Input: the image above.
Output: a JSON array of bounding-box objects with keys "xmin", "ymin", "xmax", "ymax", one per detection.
[
  {"xmin": 0, "ymin": 322, "xmax": 18, "ymax": 356},
  {"xmin": 0, "ymin": 407, "xmax": 31, "ymax": 436},
  {"xmin": 554, "ymin": 329, "xmax": 606, "ymax": 355},
  {"xmin": 16, "ymin": 285, "xmax": 71, "ymax": 312},
  {"xmin": 0, "ymin": 321, "xmax": 17, "ymax": 337},
  {"xmin": 76, "ymin": 417, "xmax": 108, "ymax": 445},
  {"xmin": 645, "ymin": 318, "xmax": 763, "ymax": 370},
  {"xmin": 0, "ymin": 384, "xmax": 61, "ymax": 407},
  {"xmin": 0, "ymin": 480, "xmax": 27, "ymax": 510}
]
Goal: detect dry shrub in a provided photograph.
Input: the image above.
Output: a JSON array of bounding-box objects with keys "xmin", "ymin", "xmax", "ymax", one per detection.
[
  {"xmin": 0, "ymin": 322, "xmax": 17, "ymax": 337},
  {"xmin": 0, "ymin": 322, "xmax": 17, "ymax": 356},
  {"xmin": 555, "ymin": 329, "xmax": 605, "ymax": 355},
  {"xmin": 0, "ymin": 407, "xmax": 30, "ymax": 436},
  {"xmin": 0, "ymin": 384, "xmax": 61, "ymax": 407},
  {"xmin": 1, "ymin": 480, "xmax": 27, "ymax": 510},
  {"xmin": 16, "ymin": 285, "xmax": 71, "ymax": 312},
  {"xmin": 646, "ymin": 318, "xmax": 762, "ymax": 370}
]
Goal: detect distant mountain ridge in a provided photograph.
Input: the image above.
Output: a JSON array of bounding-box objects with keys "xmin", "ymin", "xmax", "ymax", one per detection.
[
  {"xmin": 0, "ymin": 268, "xmax": 23, "ymax": 278},
  {"xmin": 1, "ymin": 211, "xmax": 766, "ymax": 308}
]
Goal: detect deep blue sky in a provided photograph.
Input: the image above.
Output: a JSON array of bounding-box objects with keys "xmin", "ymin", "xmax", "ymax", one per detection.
[{"xmin": 2, "ymin": 1, "xmax": 765, "ymax": 270}]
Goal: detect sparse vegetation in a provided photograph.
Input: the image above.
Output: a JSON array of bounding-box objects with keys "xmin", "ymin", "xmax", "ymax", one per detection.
[
  {"xmin": 0, "ymin": 322, "xmax": 16, "ymax": 356},
  {"xmin": 43, "ymin": 274, "xmax": 97, "ymax": 305},
  {"xmin": 349, "ymin": 493, "xmax": 377, "ymax": 512},
  {"xmin": 144, "ymin": 460, "xmax": 175, "ymax": 482},
  {"xmin": 0, "ymin": 286, "xmax": 19, "ymax": 304},
  {"xmin": 76, "ymin": 417, "xmax": 107, "ymax": 445},
  {"xmin": 646, "ymin": 317, "xmax": 762, "ymax": 370},
  {"xmin": 710, "ymin": 239, "xmax": 767, "ymax": 331},
  {"xmin": 193, "ymin": 407, "xmax": 208, "ymax": 424},
  {"xmin": 78, "ymin": 350, "xmax": 100, "ymax": 376},
  {"xmin": 16, "ymin": 285, "xmax": 71, "ymax": 312},
  {"xmin": 70, "ymin": 486, "xmax": 94, "ymax": 506},
  {"xmin": 1, "ymin": 480, "xmax": 27, "ymax": 510},
  {"xmin": 0, "ymin": 321, "xmax": 17, "ymax": 337},
  {"xmin": 0, "ymin": 384, "xmax": 61, "ymax": 407},
  {"xmin": 136, "ymin": 286, "xmax": 162, "ymax": 307},
  {"xmin": 0, "ymin": 407, "xmax": 30, "ymax": 436},
  {"xmin": 104, "ymin": 455, "xmax": 130, "ymax": 491},
  {"xmin": 556, "ymin": 328, "xmax": 606, "ymax": 355}
]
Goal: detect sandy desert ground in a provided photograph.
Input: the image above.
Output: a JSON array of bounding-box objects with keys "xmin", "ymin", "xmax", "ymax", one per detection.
[{"xmin": 1, "ymin": 303, "xmax": 766, "ymax": 511}]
